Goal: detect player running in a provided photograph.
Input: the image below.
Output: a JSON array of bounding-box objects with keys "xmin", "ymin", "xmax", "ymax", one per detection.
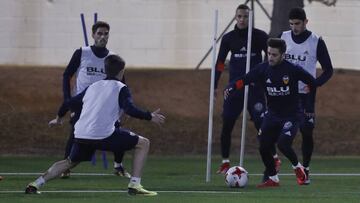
[
  {"xmin": 224, "ymin": 38, "xmax": 320, "ymax": 187},
  {"xmin": 25, "ymin": 55, "xmax": 165, "ymax": 196}
]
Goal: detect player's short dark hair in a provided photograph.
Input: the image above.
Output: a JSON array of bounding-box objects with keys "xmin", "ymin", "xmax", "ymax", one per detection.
[
  {"xmin": 289, "ymin": 7, "xmax": 307, "ymax": 21},
  {"xmin": 237, "ymin": 4, "xmax": 250, "ymax": 11},
  {"xmin": 92, "ymin": 21, "xmax": 110, "ymax": 34},
  {"xmin": 104, "ymin": 55, "xmax": 125, "ymax": 77},
  {"xmin": 267, "ymin": 38, "xmax": 287, "ymax": 54}
]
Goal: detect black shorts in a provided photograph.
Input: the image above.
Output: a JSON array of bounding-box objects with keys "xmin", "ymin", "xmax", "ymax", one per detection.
[{"xmin": 69, "ymin": 128, "xmax": 139, "ymax": 162}]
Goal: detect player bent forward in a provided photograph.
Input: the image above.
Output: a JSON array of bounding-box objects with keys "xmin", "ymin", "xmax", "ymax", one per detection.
[
  {"xmin": 224, "ymin": 38, "xmax": 319, "ymax": 187},
  {"xmin": 25, "ymin": 54, "xmax": 165, "ymax": 196}
]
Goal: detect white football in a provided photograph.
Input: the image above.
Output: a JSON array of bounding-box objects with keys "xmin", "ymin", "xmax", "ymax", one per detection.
[{"xmin": 225, "ymin": 166, "xmax": 249, "ymax": 188}]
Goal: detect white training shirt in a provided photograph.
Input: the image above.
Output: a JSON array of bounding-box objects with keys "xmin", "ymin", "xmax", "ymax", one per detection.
[
  {"xmin": 74, "ymin": 80, "xmax": 126, "ymax": 140},
  {"xmin": 281, "ymin": 31, "xmax": 319, "ymax": 93},
  {"xmin": 73, "ymin": 46, "xmax": 113, "ymax": 95}
]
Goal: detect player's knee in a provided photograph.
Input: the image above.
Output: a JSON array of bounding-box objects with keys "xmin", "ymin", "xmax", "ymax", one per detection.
[
  {"xmin": 277, "ymin": 140, "xmax": 291, "ymax": 153},
  {"xmin": 300, "ymin": 123, "xmax": 314, "ymax": 136},
  {"xmin": 300, "ymin": 116, "xmax": 315, "ymax": 130},
  {"xmin": 137, "ymin": 136, "xmax": 150, "ymax": 149},
  {"xmin": 259, "ymin": 142, "xmax": 272, "ymax": 154}
]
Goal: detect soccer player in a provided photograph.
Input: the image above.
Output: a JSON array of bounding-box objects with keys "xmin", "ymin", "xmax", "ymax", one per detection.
[
  {"xmin": 279, "ymin": 7, "xmax": 333, "ymax": 184},
  {"xmin": 224, "ymin": 38, "xmax": 320, "ymax": 187},
  {"xmin": 49, "ymin": 21, "xmax": 130, "ymax": 178},
  {"xmin": 25, "ymin": 55, "xmax": 165, "ymax": 196},
  {"xmin": 215, "ymin": 4, "xmax": 270, "ymax": 174}
]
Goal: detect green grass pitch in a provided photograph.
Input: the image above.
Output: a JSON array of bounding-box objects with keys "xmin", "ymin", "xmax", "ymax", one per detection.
[{"xmin": 1, "ymin": 155, "xmax": 360, "ymax": 203}]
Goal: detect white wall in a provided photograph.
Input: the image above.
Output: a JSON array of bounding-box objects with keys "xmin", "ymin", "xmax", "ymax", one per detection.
[{"xmin": 0, "ymin": 0, "xmax": 359, "ymax": 70}]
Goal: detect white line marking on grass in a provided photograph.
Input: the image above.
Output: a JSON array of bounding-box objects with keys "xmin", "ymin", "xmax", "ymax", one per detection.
[
  {"xmin": 253, "ymin": 173, "xmax": 360, "ymax": 176},
  {"xmin": 2, "ymin": 190, "xmax": 360, "ymax": 196},
  {"xmin": 1, "ymin": 172, "xmax": 360, "ymax": 176},
  {"xmin": 0, "ymin": 190, "xmax": 249, "ymax": 194},
  {"xmin": 0, "ymin": 172, "xmax": 114, "ymax": 176}
]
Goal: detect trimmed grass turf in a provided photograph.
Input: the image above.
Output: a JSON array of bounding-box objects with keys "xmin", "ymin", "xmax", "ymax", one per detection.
[{"xmin": 0, "ymin": 156, "xmax": 360, "ymax": 203}]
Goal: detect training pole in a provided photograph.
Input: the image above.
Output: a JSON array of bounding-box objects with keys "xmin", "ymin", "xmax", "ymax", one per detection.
[
  {"xmin": 239, "ymin": 10, "xmax": 253, "ymax": 167},
  {"xmin": 94, "ymin": 12, "xmax": 98, "ymax": 24},
  {"xmin": 206, "ymin": 9, "xmax": 219, "ymax": 183},
  {"xmin": 80, "ymin": 13, "xmax": 89, "ymax": 46}
]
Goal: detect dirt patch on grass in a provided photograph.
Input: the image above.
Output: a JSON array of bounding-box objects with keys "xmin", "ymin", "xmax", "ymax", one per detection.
[{"xmin": 0, "ymin": 67, "xmax": 359, "ymax": 156}]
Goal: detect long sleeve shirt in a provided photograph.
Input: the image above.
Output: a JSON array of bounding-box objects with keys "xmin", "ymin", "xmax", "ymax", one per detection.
[
  {"xmin": 214, "ymin": 26, "xmax": 268, "ymax": 89},
  {"xmin": 232, "ymin": 60, "xmax": 318, "ymax": 117}
]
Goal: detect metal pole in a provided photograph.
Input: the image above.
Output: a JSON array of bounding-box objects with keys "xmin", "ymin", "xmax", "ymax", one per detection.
[
  {"xmin": 239, "ymin": 10, "xmax": 253, "ymax": 167},
  {"xmin": 206, "ymin": 9, "xmax": 218, "ymax": 183},
  {"xmin": 80, "ymin": 13, "xmax": 89, "ymax": 46}
]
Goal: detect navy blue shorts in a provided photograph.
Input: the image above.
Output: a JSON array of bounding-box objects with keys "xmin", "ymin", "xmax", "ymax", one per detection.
[
  {"xmin": 69, "ymin": 128, "xmax": 139, "ymax": 162},
  {"xmin": 258, "ymin": 112, "xmax": 299, "ymax": 144}
]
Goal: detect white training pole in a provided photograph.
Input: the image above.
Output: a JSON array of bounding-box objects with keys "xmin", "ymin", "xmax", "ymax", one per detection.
[
  {"xmin": 206, "ymin": 9, "xmax": 219, "ymax": 183},
  {"xmin": 239, "ymin": 10, "xmax": 253, "ymax": 167}
]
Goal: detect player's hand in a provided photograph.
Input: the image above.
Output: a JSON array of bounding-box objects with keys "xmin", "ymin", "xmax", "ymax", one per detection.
[
  {"xmin": 151, "ymin": 108, "xmax": 165, "ymax": 126},
  {"xmin": 223, "ymin": 86, "xmax": 234, "ymax": 100},
  {"xmin": 303, "ymin": 85, "xmax": 310, "ymax": 93},
  {"xmin": 48, "ymin": 116, "xmax": 63, "ymax": 127}
]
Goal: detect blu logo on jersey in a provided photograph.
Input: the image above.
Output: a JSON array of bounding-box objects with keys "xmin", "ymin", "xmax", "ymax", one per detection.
[
  {"xmin": 86, "ymin": 67, "xmax": 105, "ymax": 75},
  {"xmin": 285, "ymin": 54, "xmax": 306, "ymax": 62},
  {"xmin": 234, "ymin": 53, "xmax": 256, "ymax": 58},
  {"xmin": 266, "ymin": 86, "xmax": 290, "ymax": 96}
]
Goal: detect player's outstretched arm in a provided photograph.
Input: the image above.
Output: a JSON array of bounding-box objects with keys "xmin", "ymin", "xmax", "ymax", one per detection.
[
  {"xmin": 150, "ymin": 108, "xmax": 165, "ymax": 126},
  {"xmin": 49, "ymin": 89, "xmax": 86, "ymax": 127},
  {"xmin": 48, "ymin": 115, "xmax": 63, "ymax": 127}
]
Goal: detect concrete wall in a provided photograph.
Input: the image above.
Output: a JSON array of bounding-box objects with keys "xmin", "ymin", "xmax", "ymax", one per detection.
[{"xmin": 0, "ymin": 0, "xmax": 359, "ymax": 70}]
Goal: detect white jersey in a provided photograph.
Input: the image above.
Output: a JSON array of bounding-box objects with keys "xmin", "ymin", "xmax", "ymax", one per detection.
[
  {"xmin": 73, "ymin": 46, "xmax": 113, "ymax": 95},
  {"xmin": 74, "ymin": 80, "xmax": 126, "ymax": 140},
  {"xmin": 281, "ymin": 31, "xmax": 319, "ymax": 93}
]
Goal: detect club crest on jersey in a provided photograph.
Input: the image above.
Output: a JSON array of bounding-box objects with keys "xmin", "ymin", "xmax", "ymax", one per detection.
[{"xmin": 282, "ymin": 75, "xmax": 289, "ymax": 85}]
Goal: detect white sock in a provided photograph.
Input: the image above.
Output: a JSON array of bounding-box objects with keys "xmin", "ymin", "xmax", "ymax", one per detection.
[
  {"xmin": 130, "ymin": 177, "xmax": 141, "ymax": 185},
  {"xmin": 273, "ymin": 154, "xmax": 279, "ymax": 159},
  {"xmin": 269, "ymin": 175, "xmax": 279, "ymax": 183},
  {"xmin": 222, "ymin": 159, "xmax": 230, "ymax": 163},
  {"xmin": 33, "ymin": 176, "xmax": 45, "ymax": 188},
  {"xmin": 292, "ymin": 162, "xmax": 302, "ymax": 169},
  {"xmin": 114, "ymin": 162, "xmax": 122, "ymax": 168}
]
